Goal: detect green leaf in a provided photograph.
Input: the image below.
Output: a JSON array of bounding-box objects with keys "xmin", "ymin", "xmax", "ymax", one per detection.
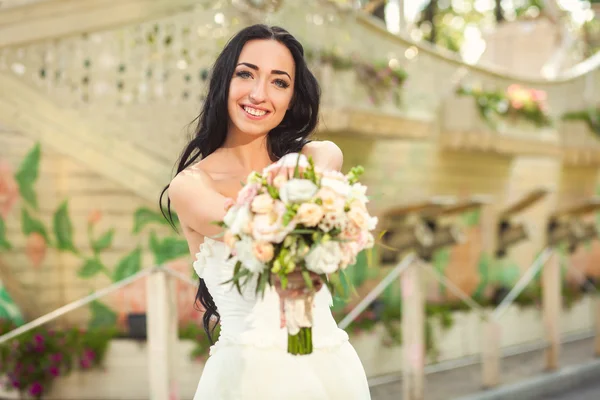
[
  {"xmin": 0, "ymin": 218, "xmax": 12, "ymax": 250},
  {"xmin": 473, "ymin": 253, "xmax": 491, "ymax": 298},
  {"xmin": 112, "ymin": 247, "xmax": 142, "ymax": 282},
  {"xmin": 133, "ymin": 207, "xmax": 175, "ymax": 234},
  {"xmin": 14, "ymin": 143, "xmax": 40, "ymax": 209},
  {"xmin": 53, "ymin": 201, "xmax": 77, "ymax": 253},
  {"xmin": 93, "ymin": 229, "xmax": 114, "ymax": 253},
  {"xmin": 21, "ymin": 207, "xmax": 49, "ymax": 242},
  {"xmin": 266, "ymin": 185, "xmax": 279, "ymax": 199},
  {"xmin": 88, "ymin": 300, "xmax": 117, "ymax": 329},
  {"xmin": 461, "ymin": 210, "xmax": 481, "ymax": 226},
  {"xmin": 148, "ymin": 232, "xmax": 189, "ymax": 265},
  {"xmin": 78, "ymin": 258, "xmax": 106, "ymax": 278}
]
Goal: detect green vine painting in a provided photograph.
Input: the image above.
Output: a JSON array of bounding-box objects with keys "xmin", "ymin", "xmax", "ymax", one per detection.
[{"xmin": 0, "ymin": 142, "xmax": 194, "ymax": 329}]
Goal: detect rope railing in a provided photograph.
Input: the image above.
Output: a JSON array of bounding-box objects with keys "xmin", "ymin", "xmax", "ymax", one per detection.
[
  {"xmin": 491, "ymin": 247, "xmax": 553, "ymax": 320},
  {"xmin": 0, "ymin": 265, "xmax": 198, "ymax": 345}
]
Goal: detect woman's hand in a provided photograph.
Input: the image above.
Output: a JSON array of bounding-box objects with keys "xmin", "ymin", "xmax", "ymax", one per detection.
[
  {"xmin": 275, "ymin": 270, "xmax": 323, "ymax": 329},
  {"xmin": 274, "ymin": 270, "xmax": 323, "ymax": 299}
]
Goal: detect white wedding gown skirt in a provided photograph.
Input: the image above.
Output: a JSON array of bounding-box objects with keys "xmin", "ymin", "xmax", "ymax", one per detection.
[{"xmin": 192, "ymin": 237, "xmax": 371, "ymax": 400}]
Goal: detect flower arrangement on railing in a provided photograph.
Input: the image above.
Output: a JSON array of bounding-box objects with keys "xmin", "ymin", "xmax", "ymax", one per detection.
[
  {"xmin": 305, "ymin": 48, "xmax": 408, "ymax": 105},
  {"xmin": 457, "ymin": 83, "xmax": 552, "ymax": 129},
  {"xmin": 562, "ymin": 108, "xmax": 600, "ymax": 137},
  {"xmin": 0, "ymin": 321, "xmax": 117, "ymax": 399}
]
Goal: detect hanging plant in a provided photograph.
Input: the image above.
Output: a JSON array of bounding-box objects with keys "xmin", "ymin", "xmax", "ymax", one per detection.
[
  {"xmin": 457, "ymin": 83, "xmax": 552, "ymax": 129},
  {"xmin": 562, "ymin": 108, "xmax": 600, "ymax": 137},
  {"xmin": 305, "ymin": 48, "xmax": 408, "ymax": 105}
]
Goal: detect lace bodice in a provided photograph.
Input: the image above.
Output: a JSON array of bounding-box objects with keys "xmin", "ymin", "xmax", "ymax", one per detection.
[{"xmin": 193, "ymin": 237, "xmax": 348, "ymax": 355}]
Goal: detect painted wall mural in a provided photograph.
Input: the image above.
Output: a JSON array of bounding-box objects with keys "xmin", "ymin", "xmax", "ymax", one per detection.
[{"xmin": 0, "ymin": 142, "xmax": 198, "ymax": 330}]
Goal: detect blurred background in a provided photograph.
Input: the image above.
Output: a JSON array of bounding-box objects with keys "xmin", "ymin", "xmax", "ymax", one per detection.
[{"xmin": 0, "ymin": 0, "xmax": 599, "ymax": 399}]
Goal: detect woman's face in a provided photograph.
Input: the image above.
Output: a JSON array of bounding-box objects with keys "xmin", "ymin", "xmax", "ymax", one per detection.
[{"xmin": 227, "ymin": 39, "xmax": 296, "ymax": 138}]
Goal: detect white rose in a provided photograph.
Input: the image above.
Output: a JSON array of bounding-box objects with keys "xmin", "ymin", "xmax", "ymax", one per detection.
[
  {"xmin": 305, "ymin": 241, "xmax": 342, "ymax": 275},
  {"xmin": 349, "ymin": 183, "xmax": 369, "ymax": 204},
  {"xmin": 223, "ymin": 205, "xmax": 252, "ymax": 235},
  {"xmin": 280, "ymin": 179, "xmax": 318, "ymax": 204},
  {"xmin": 234, "ymin": 236, "xmax": 266, "ymax": 273},
  {"xmin": 321, "ymin": 177, "xmax": 351, "ymax": 197},
  {"xmin": 368, "ymin": 216, "xmax": 378, "ymax": 231}
]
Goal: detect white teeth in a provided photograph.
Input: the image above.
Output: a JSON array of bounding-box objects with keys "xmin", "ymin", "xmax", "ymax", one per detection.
[{"xmin": 243, "ymin": 106, "xmax": 267, "ymax": 117}]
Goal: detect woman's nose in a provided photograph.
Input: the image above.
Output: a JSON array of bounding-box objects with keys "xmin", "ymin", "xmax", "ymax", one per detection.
[{"xmin": 249, "ymin": 81, "xmax": 266, "ymax": 103}]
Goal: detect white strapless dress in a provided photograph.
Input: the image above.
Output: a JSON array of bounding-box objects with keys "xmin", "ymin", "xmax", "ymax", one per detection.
[{"xmin": 192, "ymin": 237, "xmax": 371, "ymax": 400}]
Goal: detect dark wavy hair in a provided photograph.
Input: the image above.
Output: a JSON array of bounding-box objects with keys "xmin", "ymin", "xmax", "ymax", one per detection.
[{"xmin": 160, "ymin": 24, "xmax": 321, "ymax": 343}]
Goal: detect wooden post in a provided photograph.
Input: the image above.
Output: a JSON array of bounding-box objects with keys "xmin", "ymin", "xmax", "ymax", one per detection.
[
  {"xmin": 594, "ymin": 296, "xmax": 600, "ymax": 357},
  {"xmin": 401, "ymin": 259, "xmax": 425, "ymax": 400},
  {"xmin": 479, "ymin": 201, "xmax": 501, "ymax": 388},
  {"xmin": 481, "ymin": 318, "xmax": 501, "ymax": 388},
  {"xmin": 146, "ymin": 270, "xmax": 179, "ymax": 400},
  {"xmin": 542, "ymin": 251, "xmax": 561, "ymax": 371}
]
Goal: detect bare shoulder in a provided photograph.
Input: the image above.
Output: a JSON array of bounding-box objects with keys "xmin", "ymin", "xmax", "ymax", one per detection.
[{"xmin": 302, "ymin": 140, "xmax": 343, "ymax": 171}]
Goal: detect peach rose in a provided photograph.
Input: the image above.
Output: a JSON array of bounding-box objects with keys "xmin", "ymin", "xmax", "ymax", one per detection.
[
  {"xmin": 296, "ymin": 203, "xmax": 324, "ymax": 227},
  {"xmin": 252, "ymin": 241, "xmax": 274, "ymax": 263},
  {"xmin": 26, "ymin": 232, "xmax": 46, "ymax": 268},
  {"xmin": 315, "ymin": 187, "xmax": 344, "ymax": 212},
  {"xmin": 224, "ymin": 230, "xmax": 236, "ymax": 248},
  {"xmin": 0, "ymin": 161, "xmax": 18, "ymax": 219},
  {"xmin": 347, "ymin": 206, "xmax": 368, "ymax": 230},
  {"xmin": 251, "ymin": 194, "xmax": 274, "ymax": 214}
]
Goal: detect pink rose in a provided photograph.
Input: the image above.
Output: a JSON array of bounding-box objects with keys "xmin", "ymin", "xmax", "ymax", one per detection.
[
  {"xmin": 236, "ymin": 183, "xmax": 260, "ymax": 205},
  {"xmin": 252, "ymin": 202, "xmax": 296, "ymax": 243},
  {"xmin": 224, "ymin": 198, "xmax": 235, "ymax": 211},
  {"xmin": 0, "ymin": 161, "xmax": 18, "ymax": 219}
]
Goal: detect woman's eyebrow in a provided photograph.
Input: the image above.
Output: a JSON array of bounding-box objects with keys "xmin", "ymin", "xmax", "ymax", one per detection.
[{"xmin": 237, "ymin": 62, "xmax": 291, "ymax": 80}]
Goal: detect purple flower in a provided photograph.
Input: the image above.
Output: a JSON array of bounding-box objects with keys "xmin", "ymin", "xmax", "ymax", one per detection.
[
  {"xmin": 80, "ymin": 358, "xmax": 91, "ymax": 369},
  {"xmin": 50, "ymin": 353, "xmax": 63, "ymax": 363},
  {"xmin": 10, "ymin": 378, "xmax": 20, "ymax": 389},
  {"xmin": 29, "ymin": 382, "xmax": 43, "ymax": 396},
  {"xmin": 34, "ymin": 334, "xmax": 44, "ymax": 345},
  {"xmin": 83, "ymin": 349, "xmax": 96, "ymax": 361},
  {"xmin": 49, "ymin": 366, "xmax": 60, "ymax": 377}
]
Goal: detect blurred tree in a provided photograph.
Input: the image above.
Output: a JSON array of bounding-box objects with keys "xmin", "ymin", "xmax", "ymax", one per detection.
[{"xmin": 416, "ymin": 0, "xmax": 487, "ymax": 53}]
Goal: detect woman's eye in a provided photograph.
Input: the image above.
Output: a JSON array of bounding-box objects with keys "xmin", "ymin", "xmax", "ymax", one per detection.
[
  {"xmin": 274, "ymin": 79, "xmax": 290, "ymax": 89},
  {"xmin": 236, "ymin": 71, "xmax": 252, "ymax": 79}
]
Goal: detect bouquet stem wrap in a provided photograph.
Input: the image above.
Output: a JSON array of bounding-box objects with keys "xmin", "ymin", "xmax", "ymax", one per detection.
[{"xmin": 281, "ymin": 292, "xmax": 315, "ymax": 355}]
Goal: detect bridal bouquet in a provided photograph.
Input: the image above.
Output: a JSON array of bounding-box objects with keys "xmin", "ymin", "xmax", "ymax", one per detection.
[{"xmin": 216, "ymin": 153, "xmax": 377, "ymax": 355}]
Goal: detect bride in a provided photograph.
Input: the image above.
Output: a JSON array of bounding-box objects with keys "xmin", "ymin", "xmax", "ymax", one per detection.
[{"xmin": 162, "ymin": 24, "xmax": 371, "ymax": 399}]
